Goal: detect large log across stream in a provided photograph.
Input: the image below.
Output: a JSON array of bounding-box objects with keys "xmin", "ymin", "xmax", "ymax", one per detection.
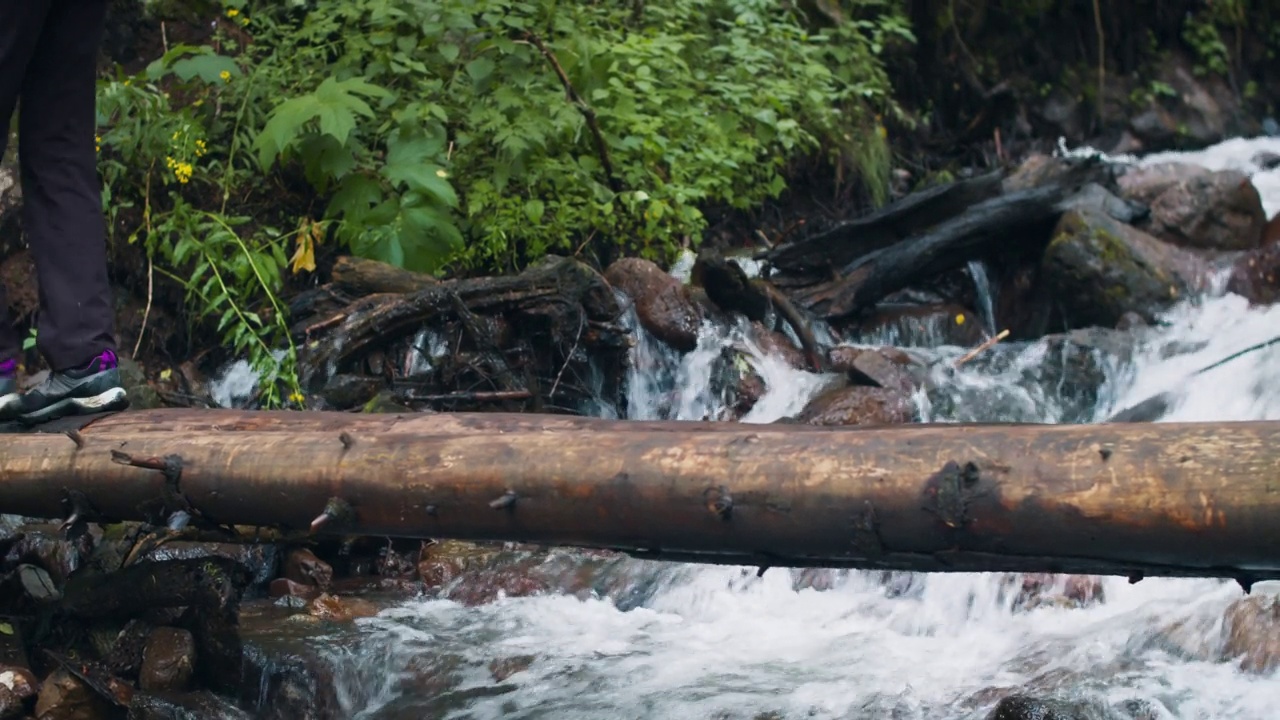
[{"xmin": 1, "ymin": 409, "xmax": 1277, "ymax": 587}]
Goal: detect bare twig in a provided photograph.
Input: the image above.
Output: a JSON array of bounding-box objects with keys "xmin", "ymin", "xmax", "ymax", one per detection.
[
  {"xmin": 954, "ymin": 329, "xmax": 1011, "ymax": 368},
  {"xmin": 549, "ymin": 311, "xmax": 586, "ymax": 398},
  {"xmin": 405, "ymin": 389, "xmax": 533, "ymax": 403},
  {"xmin": 526, "ymin": 32, "xmax": 623, "ymax": 194}
]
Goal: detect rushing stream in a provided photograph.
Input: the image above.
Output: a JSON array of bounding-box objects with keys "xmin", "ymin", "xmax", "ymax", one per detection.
[{"xmin": 229, "ymin": 137, "xmax": 1280, "ymax": 719}]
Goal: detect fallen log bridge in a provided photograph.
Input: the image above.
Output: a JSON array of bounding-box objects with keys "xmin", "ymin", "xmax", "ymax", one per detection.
[{"xmin": 2, "ymin": 409, "xmax": 1278, "ymax": 586}]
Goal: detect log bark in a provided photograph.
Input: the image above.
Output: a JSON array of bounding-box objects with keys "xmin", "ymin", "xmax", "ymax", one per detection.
[
  {"xmin": 2, "ymin": 409, "xmax": 1279, "ymax": 584},
  {"xmin": 330, "ymin": 255, "xmax": 440, "ymax": 295}
]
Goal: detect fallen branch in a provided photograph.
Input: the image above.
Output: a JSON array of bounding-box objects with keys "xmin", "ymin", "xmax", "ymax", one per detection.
[
  {"xmin": 954, "ymin": 329, "xmax": 1011, "ymax": 367},
  {"xmin": 526, "ymin": 32, "xmax": 622, "ymax": 195}
]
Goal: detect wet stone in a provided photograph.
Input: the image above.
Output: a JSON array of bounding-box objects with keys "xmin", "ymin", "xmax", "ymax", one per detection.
[
  {"xmin": 139, "ymin": 628, "xmax": 196, "ymax": 693},
  {"xmin": 0, "ymin": 665, "xmax": 37, "ymax": 720},
  {"xmin": 793, "ymin": 385, "xmax": 915, "ymax": 426},
  {"xmin": 33, "ymin": 668, "xmax": 114, "ymax": 720},
  {"xmin": 142, "ymin": 542, "xmax": 280, "ymax": 589},
  {"xmin": 604, "ymin": 257, "xmax": 703, "ymax": 353},
  {"xmin": 1222, "ymin": 594, "xmax": 1280, "ymax": 674},
  {"xmin": 126, "ymin": 690, "xmax": 252, "ymax": 720},
  {"xmin": 268, "ymin": 578, "xmax": 319, "ymax": 602},
  {"xmin": 283, "ymin": 548, "xmax": 332, "ymax": 589},
  {"xmin": 487, "ymin": 655, "xmax": 535, "ymax": 682}
]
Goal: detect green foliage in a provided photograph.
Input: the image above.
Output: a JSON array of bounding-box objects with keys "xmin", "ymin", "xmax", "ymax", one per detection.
[{"xmin": 95, "ymin": 0, "xmax": 909, "ymax": 400}]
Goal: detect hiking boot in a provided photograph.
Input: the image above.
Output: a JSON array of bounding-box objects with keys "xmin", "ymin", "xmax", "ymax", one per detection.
[
  {"xmin": 0, "ymin": 358, "xmax": 18, "ymax": 421},
  {"xmin": 18, "ymin": 349, "xmax": 129, "ymax": 424}
]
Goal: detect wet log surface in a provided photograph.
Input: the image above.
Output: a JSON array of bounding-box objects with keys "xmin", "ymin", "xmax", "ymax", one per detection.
[{"xmin": 2, "ymin": 408, "xmax": 1278, "ymax": 585}]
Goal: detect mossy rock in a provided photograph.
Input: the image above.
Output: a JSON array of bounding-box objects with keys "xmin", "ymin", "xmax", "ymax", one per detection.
[{"xmin": 1041, "ymin": 208, "xmax": 1209, "ymax": 329}]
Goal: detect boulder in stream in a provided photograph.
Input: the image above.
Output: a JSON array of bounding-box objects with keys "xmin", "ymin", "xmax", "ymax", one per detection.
[
  {"xmin": 1226, "ymin": 239, "xmax": 1280, "ymax": 306},
  {"xmin": 138, "ymin": 628, "xmax": 196, "ymax": 692},
  {"xmin": 604, "ymin": 257, "xmax": 702, "ymax": 352},
  {"xmin": 1222, "ymin": 593, "xmax": 1280, "ymax": 674},
  {"xmin": 1118, "ymin": 163, "xmax": 1266, "ymax": 251},
  {"xmin": 1041, "ymin": 208, "xmax": 1209, "ymax": 328},
  {"xmin": 985, "ymin": 694, "xmax": 1117, "ymax": 720},
  {"xmin": 827, "ymin": 346, "xmax": 918, "ymax": 394},
  {"xmin": 792, "ymin": 385, "xmax": 916, "ymax": 426}
]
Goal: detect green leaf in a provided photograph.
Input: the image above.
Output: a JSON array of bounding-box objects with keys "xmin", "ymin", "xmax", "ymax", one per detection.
[
  {"xmin": 466, "ymin": 57, "xmax": 496, "ymax": 83},
  {"xmin": 171, "ymin": 53, "xmax": 241, "ymax": 84},
  {"xmin": 439, "ymin": 44, "xmax": 460, "ymax": 62}
]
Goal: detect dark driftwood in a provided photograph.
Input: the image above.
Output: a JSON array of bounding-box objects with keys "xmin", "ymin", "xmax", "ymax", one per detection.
[
  {"xmin": 790, "ymin": 184, "xmax": 1070, "ymax": 320},
  {"xmin": 2, "ymin": 408, "xmax": 1280, "ymax": 585},
  {"xmin": 295, "ymin": 255, "xmax": 623, "ymax": 384},
  {"xmin": 330, "ymin": 255, "xmax": 440, "ymax": 295},
  {"xmin": 759, "ymin": 170, "xmax": 1005, "ymax": 278}
]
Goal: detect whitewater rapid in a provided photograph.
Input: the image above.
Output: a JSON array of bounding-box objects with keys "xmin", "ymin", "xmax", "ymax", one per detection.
[{"xmin": 254, "ymin": 137, "xmax": 1280, "ymax": 720}]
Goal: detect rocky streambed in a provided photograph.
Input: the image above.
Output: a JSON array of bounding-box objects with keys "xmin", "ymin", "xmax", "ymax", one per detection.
[{"xmin": 4, "ymin": 138, "xmax": 1280, "ymax": 719}]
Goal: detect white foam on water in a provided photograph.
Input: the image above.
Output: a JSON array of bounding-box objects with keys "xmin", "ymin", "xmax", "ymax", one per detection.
[{"xmin": 317, "ymin": 136, "xmax": 1280, "ymax": 719}]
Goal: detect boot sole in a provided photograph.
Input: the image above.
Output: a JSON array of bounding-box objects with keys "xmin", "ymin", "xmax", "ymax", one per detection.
[
  {"xmin": 18, "ymin": 387, "xmax": 130, "ymax": 425},
  {"xmin": 0, "ymin": 392, "xmax": 19, "ymax": 422}
]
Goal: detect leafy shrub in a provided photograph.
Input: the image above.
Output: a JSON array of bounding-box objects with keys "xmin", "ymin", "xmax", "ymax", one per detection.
[{"xmin": 95, "ymin": 0, "xmax": 911, "ymax": 403}]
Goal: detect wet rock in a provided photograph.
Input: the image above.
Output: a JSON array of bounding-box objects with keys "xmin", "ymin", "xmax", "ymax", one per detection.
[
  {"xmin": 855, "ymin": 303, "xmax": 986, "ymax": 347},
  {"xmin": 105, "ymin": 620, "xmax": 153, "ymax": 679},
  {"xmin": 732, "ymin": 371, "xmax": 766, "ymax": 418},
  {"xmin": 827, "ymin": 346, "xmax": 917, "ymax": 394},
  {"xmin": 488, "ymin": 655, "xmax": 535, "ymax": 682},
  {"xmin": 1265, "ymin": 214, "xmax": 1280, "ymax": 246},
  {"xmin": 34, "ymin": 668, "xmax": 113, "ymax": 720},
  {"xmin": 238, "ymin": 602, "xmax": 343, "ymax": 719},
  {"xmin": 282, "ymin": 549, "xmax": 332, "ymax": 590},
  {"xmin": 138, "ymin": 628, "xmax": 196, "ymax": 692},
  {"xmin": 1007, "ymin": 574, "xmax": 1105, "ymax": 611},
  {"xmin": 118, "ymin": 357, "xmax": 163, "ymax": 411},
  {"xmin": 4, "ymin": 524, "xmax": 84, "ymax": 587},
  {"xmin": 126, "ymin": 690, "xmax": 252, "ymax": 720},
  {"xmin": 1222, "ymin": 594, "xmax": 1280, "ymax": 674},
  {"xmin": 986, "ymin": 694, "xmax": 1113, "ymax": 720},
  {"xmin": 604, "ymin": 257, "xmax": 702, "ymax": 352},
  {"xmin": 0, "ymin": 666, "xmax": 37, "ymax": 720},
  {"xmin": 374, "ymin": 543, "xmax": 417, "ymax": 579},
  {"xmin": 1041, "ymin": 208, "xmax": 1209, "ymax": 328},
  {"xmin": 745, "ymin": 322, "xmax": 807, "ymax": 370},
  {"xmin": 1118, "ymin": 163, "xmax": 1266, "ymax": 251},
  {"xmin": 319, "ymin": 374, "xmax": 382, "ymax": 411},
  {"xmin": 1126, "ymin": 55, "xmax": 1243, "ymax": 150},
  {"xmin": 444, "ymin": 564, "xmax": 549, "ymax": 607},
  {"xmin": 141, "ymin": 542, "xmax": 280, "ymax": 589},
  {"xmin": 1226, "ymin": 241, "xmax": 1280, "ymax": 306},
  {"xmin": 306, "ymin": 593, "xmax": 380, "ymax": 623},
  {"xmin": 1253, "ymin": 151, "xmax": 1280, "ymax": 171},
  {"xmin": 793, "ymin": 385, "xmax": 915, "ymax": 426},
  {"xmin": 416, "ymin": 541, "xmax": 504, "ymax": 591},
  {"xmin": 268, "ymin": 578, "xmax": 319, "ymax": 602}
]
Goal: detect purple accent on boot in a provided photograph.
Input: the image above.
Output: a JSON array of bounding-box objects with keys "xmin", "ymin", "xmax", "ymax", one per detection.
[
  {"xmin": 0, "ymin": 358, "xmax": 15, "ymax": 377},
  {"xmin": 91, "ymin": 349, "xmax": 119, "ymax": 371}
]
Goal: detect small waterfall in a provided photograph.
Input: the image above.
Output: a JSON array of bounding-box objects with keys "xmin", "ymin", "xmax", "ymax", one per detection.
[
  {"xmin": 285, "ymin": 136, "xmax": 1280, "ymax": 720},
  {"xmin": 966, "ymin": 260, "xmax": 998, "ymax": 338}
]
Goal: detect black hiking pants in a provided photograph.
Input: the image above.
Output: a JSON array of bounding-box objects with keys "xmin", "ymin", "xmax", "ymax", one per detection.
[{"xmin": 0, "ymin": 0, "xmax": 117, "ymax": 372}]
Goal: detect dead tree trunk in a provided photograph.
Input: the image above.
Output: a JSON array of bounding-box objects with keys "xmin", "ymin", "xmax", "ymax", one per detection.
[{"xmin": 2, "ymin": 409, "xmax": 1278, "ymax": 585}]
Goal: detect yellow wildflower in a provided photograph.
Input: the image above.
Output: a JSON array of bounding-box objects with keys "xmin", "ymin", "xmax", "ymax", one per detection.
[
  {"xmin": 219, "ymin": 70, "xmax": 231, "ymax": 82},
  {"xmin": 288, "ymin": 391, "xmax": 305, "ymax": 405},
  {"xmin": 95, "ymin": 135, "xmax": 101, "ymax": 153},
  {"xmin": 226, "ymin": 8, "xmax": 239, "ymax": 17},
  {"xmin": 239, "ymin": 16, "xmax": 249, "ymax": 26}
]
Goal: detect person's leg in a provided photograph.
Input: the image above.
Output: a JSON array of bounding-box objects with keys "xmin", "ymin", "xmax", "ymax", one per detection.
[
  {"xmin": 15, "ymin": 0, "xmax": 127, "ymax": 423},
  {"xmin": 0, "ymin": 1, "xmax": 53, "ymax": 419}
]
